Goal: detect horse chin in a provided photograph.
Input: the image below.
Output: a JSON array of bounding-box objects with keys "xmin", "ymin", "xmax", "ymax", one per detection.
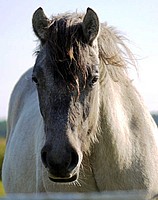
[{"xmin": 48, "ymin": 173, "xmax": 78, "ymax": 183}]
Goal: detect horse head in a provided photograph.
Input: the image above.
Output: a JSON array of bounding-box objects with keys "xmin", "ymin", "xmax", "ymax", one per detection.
[{"xmin": 32, "ymin": 8, "xmax": 100, "ymax": 183}]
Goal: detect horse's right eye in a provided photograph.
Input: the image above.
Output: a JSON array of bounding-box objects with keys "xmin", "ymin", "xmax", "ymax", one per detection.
[
  {"xmin": 89, "ymin": 75, "xmax": 99, "ymax": 88},
  {"xmin": 32, "ymin": 76, "xmax": 39, "ymax": 85}
]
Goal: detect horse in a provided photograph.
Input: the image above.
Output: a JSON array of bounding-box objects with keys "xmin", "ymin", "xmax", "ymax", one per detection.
[{"xmin": 2, "ymin": 7, "xmax": 158, "ymax": 196}]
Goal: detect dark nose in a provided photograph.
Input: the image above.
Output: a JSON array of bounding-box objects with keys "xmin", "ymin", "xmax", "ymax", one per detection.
[{"xmin": 41, "ymin": 145, "xmax": 79, "ymax": 178}]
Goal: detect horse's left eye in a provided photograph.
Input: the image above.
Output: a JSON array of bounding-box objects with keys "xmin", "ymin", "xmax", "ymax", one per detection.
[{"xmin": 89, "ymin": 75, "xmax": 99, "ymax": 87}]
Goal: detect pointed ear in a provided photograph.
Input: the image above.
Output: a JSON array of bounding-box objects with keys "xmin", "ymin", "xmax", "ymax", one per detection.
[
  {"xmin": 82, "ymin": 8, "xmax": 100, "ymax": 45},
  {"xmin": 32, "ymin": 7, "xmax": 51, "ymax": 43}
]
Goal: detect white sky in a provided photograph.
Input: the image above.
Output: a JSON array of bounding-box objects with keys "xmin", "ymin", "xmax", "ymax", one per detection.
[{"xmin": 0, "ymin": 0, "xmax": 158, "ymax": 119}]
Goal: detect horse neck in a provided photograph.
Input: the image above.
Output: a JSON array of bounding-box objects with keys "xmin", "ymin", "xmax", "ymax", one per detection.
[
  {"xmin": 98, "ymin": 69, "xmax": 132, "ymax": 167},
  {"xmin": 96, "ymin": 64, "xmax": 157, "ymax": 168},
  {"xmin": 89, "ymin": 65, "xmax": 158, "ymax": 191}
]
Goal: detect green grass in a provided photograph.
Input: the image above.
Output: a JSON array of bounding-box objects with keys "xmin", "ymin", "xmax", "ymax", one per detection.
[
  {"xmin": 0, "ymin": 138, "xmax": 6, "ymax": 180},
  {"xmin": 0, "ymin": 138, "xmax": 6, "ymax": 196},
  {"xmin": 0, "ymin": 181, "xmax": 5, "ymax": 196}
]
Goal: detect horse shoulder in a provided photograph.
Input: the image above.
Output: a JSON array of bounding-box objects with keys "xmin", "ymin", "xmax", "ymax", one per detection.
[
  {"xmin": 3, "ymin": 68, "xmax": 45, "ymax": 192},
  {"xmin": 7, "ymin": 68, "xmax": 36, "ymax": 142}
]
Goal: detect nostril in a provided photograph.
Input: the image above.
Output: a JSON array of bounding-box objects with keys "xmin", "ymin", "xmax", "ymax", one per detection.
[
  {"xmin": 67, "ymin": 149, "xmax": 79, "ymax": 172},
  {"xmin": 41, "ymin": 145, "xmax": 80, "ymax": 177},
  {"xmin": 41, "ymin": 150, "xmax": 48, "ymax": 168}
]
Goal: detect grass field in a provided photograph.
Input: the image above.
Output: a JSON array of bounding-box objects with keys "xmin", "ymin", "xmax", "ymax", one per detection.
[
  {"xmin": 0, "ymin": 138, "xmax": 5, "ymax": 151},
  {"xmin": 0, "ymin": 138, "xmax": 6, "ymax": 196},
  {"xmin": 0, "ymin": 181, "xmax": 5, "ymax": 196}
]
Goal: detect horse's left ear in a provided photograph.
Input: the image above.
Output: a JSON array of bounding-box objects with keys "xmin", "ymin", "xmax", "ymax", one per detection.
[{"xmin": 82, "ymin": 8, "xmax": 100, "ymax": 45}]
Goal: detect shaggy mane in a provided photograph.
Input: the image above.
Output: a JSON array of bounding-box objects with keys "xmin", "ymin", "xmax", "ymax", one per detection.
[
  {"xmin": 45, "ymin": 13, "xmax": 89, "ymax": 91},
  {"xmin": 37, "ymin": 12, "xmax": 136, "ymax": 88}
]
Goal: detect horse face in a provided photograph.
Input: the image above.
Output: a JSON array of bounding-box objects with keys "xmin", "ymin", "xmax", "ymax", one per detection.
[{"xmin": 32, "ymin": 8, "xmax": 100, "ymax": 183}]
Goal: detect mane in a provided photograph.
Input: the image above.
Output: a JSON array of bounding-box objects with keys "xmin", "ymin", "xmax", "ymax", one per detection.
[
  {"xmin": 45, "ymin": 13, "xmax": 90, "ymax": 92},
  {"xmin": 37, "ymin": 12, "xmax": 136, "ymax": 88},
  {"xmin": 98, "ymin": 24, "xmax": 136, "ymax": 83}
]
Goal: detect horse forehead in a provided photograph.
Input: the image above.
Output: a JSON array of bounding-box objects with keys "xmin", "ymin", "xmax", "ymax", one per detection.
[
  {"xmin": 49, "ymin": 17, "xmax": 80, "ymax": 40},
  {"xmin": 50, "ymin": 13, "xmax": 83, "ymax": 30}
]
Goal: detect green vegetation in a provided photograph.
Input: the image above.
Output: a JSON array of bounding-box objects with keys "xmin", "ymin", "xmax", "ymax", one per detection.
[
  {"xmin": 0, "ymin": 181, "xmax": 5, "ymax": 196},
  {"xmin": 0, "ymin": 121, "xmax": 6, "ymax": 138},
  {"xmin": 0, "ymin": 138, "xmax": 6, "ymax": 180},
  {"xmin": 0, "ymin": 138, "xmax": 5, "ymax": 196},
  {"xmin": 0, "ymin": 120, "xmax": 6, "ymax": 184}
]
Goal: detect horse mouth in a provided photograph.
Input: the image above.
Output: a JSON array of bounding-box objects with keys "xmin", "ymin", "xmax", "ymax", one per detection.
[{"xmin": 48, "ymin": 173, "xmax": 77, "ymax": 183}]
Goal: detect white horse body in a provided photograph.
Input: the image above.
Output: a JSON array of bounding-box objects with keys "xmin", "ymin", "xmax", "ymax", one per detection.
[
  {"xmin": 3, "ymin": 66, "xmax": 158, "ymax": 194},
  {"xmin": 2, "ymin": 8, "xmax": 158, "ymax": 197}
]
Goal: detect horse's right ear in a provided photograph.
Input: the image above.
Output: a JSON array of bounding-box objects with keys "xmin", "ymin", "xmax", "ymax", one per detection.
[
  {"xmin": 82, "ymin": 8, "xmax": 100, "ymax": 45},
  {"xmin": 32, "ymin": 7, "xmax": 51, "ymax": 43}
]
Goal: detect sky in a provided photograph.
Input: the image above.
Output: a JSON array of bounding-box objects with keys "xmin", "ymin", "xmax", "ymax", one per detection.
[{"xmin": 0, "ymin": 0, "xmax": 158, "ymax": 119}]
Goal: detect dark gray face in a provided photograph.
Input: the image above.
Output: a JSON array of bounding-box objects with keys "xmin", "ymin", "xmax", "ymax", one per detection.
[
  {"xmin": 32, "ymin": 45, "xmax": 100, "ymax": 182},
  {"xmin": 32, "ymin": 7, "xmax": 100, "ymax": 183}
]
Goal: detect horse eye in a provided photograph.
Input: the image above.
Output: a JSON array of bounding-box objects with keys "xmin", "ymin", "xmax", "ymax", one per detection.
[
  {"xmin": 89, "ymin": 75, "xmax": 99, "ymax": 87},
  {"xmin": 32, "ymin": 76, "xmax": 39, "ymax": 85}
]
